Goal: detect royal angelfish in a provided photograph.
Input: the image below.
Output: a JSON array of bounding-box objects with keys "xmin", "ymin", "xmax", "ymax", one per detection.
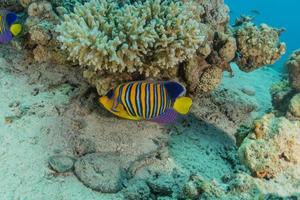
[
  {"xmin": 99, "ymin": 81, "xmax": 193, "ymax": 123},
  {"xmin": 0, "ymin": 10, "xmax": 22, "ymax": 44}
]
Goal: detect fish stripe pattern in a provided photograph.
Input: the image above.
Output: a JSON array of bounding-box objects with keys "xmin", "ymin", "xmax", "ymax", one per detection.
[
  {"xmin": 0, "ymin": 15, "xmax": 6, "ymax": 33},
  {"xmin": 130, "ymin": 82, "xmax": 138, "ymax": 116},
  {"xmin": 141, "ymin": 82, "xmax": 146, "ymax": 118},
  {"xmin": 114, "ymin": 81, "xmax": 172, "ymax": 119},
  {"xmin": 163, "ymin": 85, "xmax": 167, "ymax": 112},
  {"xmin": 125, "ymin": 83, "xmax": 135, "ymax": 116},
  {"xmin": 136, "ymin": 82, "xmax": 142, "ymax": 116},
  {"xmin": 157, "ymin": 84, "xmax": 161, "ymax": 117},
  {"xmin": 149, "ymin": 83, "xmax": 154, "ymax": 118},
  {"xmin": 121, "ymin": 84, "xmax": 130, "ymax": 115},
  {"xmin": 153, "ymin": 84, "xmax": 158, "ymax": 117},
  {"xmin": 145, "ymin": 83, "xmax": 150, "ymax": 118}
]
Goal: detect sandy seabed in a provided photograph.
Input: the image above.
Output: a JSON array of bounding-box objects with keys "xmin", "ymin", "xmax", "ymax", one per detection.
[{"xmin": 0, "ymin": 45, "xmax": 299, "ymax": 199}]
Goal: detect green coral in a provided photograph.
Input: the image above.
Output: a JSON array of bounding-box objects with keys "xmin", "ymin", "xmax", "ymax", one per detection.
[{"xmin": 56, "ymin": 0, "xmax": 205, "ymax": 76}]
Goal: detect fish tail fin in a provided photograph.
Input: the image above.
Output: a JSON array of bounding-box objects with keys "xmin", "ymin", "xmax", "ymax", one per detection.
[
  {"xmin": 173, "ymin": 97, "xmax": 192, "ymax": 115},
  {"xmin": 10, "ymin": 23, "xmax": 22, "ymax": 36}
]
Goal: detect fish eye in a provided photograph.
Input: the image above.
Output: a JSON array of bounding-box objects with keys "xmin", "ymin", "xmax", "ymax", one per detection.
[{"xmin": 106, "ymin": 89, "xmax": 114, "ymax": 99}]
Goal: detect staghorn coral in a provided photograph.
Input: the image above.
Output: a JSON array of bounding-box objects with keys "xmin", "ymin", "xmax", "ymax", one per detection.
[
  {"xmin": 286, "ymin": 49, "xmax": 300, "ymax": 91},
  {"xmin": 235, "ymin": 23, "xmax": 286, "ymax": 72},
  {"xmin": 238, "ymin": 114, "xmax": 300, "ymax": 179},
  {"xmin": 56, "ymin": 0, "xmax": 205, "ymax": 77}
]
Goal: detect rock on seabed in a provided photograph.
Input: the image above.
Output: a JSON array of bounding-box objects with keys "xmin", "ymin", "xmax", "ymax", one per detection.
[{"xmin": 74, "ymin": 153, "xmax": 127, "ymax": 193}]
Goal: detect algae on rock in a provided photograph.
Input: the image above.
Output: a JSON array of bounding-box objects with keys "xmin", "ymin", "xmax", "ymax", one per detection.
[{"xmin": 238, "ymin": 114, "xmax": 300, "ymax": 179}]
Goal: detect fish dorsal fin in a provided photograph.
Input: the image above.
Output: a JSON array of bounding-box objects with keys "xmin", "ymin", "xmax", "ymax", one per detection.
[
  {"xmin": 164, "ymin": 81, "xmax": 186, "ymax": 101},
  {"xmin": 6, "ymin": 12, "xmax": 17, "ymax": 26}
]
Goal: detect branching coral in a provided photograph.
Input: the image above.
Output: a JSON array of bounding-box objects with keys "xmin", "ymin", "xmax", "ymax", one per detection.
[
  {"xmin": 18, "ymin": 0, "xmax": 285, "ymax": 96},
  {"xmin": 235, "ymin": 23, "xmax": 286, "ymax": 72},
  {"xmin": 56, "ymin": 0, "xmax": 205, "ymax": 76}
]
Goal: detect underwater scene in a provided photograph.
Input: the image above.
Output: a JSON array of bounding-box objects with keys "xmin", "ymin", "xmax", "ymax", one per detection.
[{"xmin": 0, "ymin": 0, "xmax": 299, "ymax": 199}]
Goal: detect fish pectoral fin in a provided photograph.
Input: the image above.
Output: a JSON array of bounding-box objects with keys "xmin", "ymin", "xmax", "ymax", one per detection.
[
  {"xmin": 114, "ymin": 107, "xmax": 140, "ymax": 121},
  {"xmin": 111, "ymin": 103, "xmax": 123, "ymax": 112}
]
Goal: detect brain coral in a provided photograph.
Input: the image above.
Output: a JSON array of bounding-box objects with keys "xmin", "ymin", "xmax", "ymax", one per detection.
[{"xmin": 56, "ymin": 0, "xmax": 205, "ymax": 77}]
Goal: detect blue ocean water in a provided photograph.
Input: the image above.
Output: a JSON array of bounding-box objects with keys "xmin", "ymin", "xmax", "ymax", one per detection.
[{"xmin": 225, "ymin": 0, "xmax": 300, "ymax": 70}]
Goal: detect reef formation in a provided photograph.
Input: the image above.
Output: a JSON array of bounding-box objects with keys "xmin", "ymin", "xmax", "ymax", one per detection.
[
  {"xmin": 6, "ymin": 0, "xmax": 285, "ymax": 95},
  {"xmin": 236, "ymin": 50, "xmax": 300, "ymax": 182},
  {"xmin": 2, "ymin": 0, "xmax": 298, "ymax": 198}
]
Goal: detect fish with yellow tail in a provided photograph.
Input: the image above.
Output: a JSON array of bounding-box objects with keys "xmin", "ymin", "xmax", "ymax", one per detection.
[
  {"xmin": 99, "ymin": 81, "xmax": 192, "ymax": 123},
  {"xmin": 0, "ymin": 10, "xmax": 22, "ymax": 44}
]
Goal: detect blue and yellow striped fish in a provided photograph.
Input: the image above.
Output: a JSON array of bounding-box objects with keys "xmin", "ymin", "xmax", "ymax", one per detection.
[
  {"xmin": 99, "ymin": 81, "xmax": 192, "ymax": 123},
  {"xmin": 0, "ymin": 10, "xmax": 22, "ymax": 44}
]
